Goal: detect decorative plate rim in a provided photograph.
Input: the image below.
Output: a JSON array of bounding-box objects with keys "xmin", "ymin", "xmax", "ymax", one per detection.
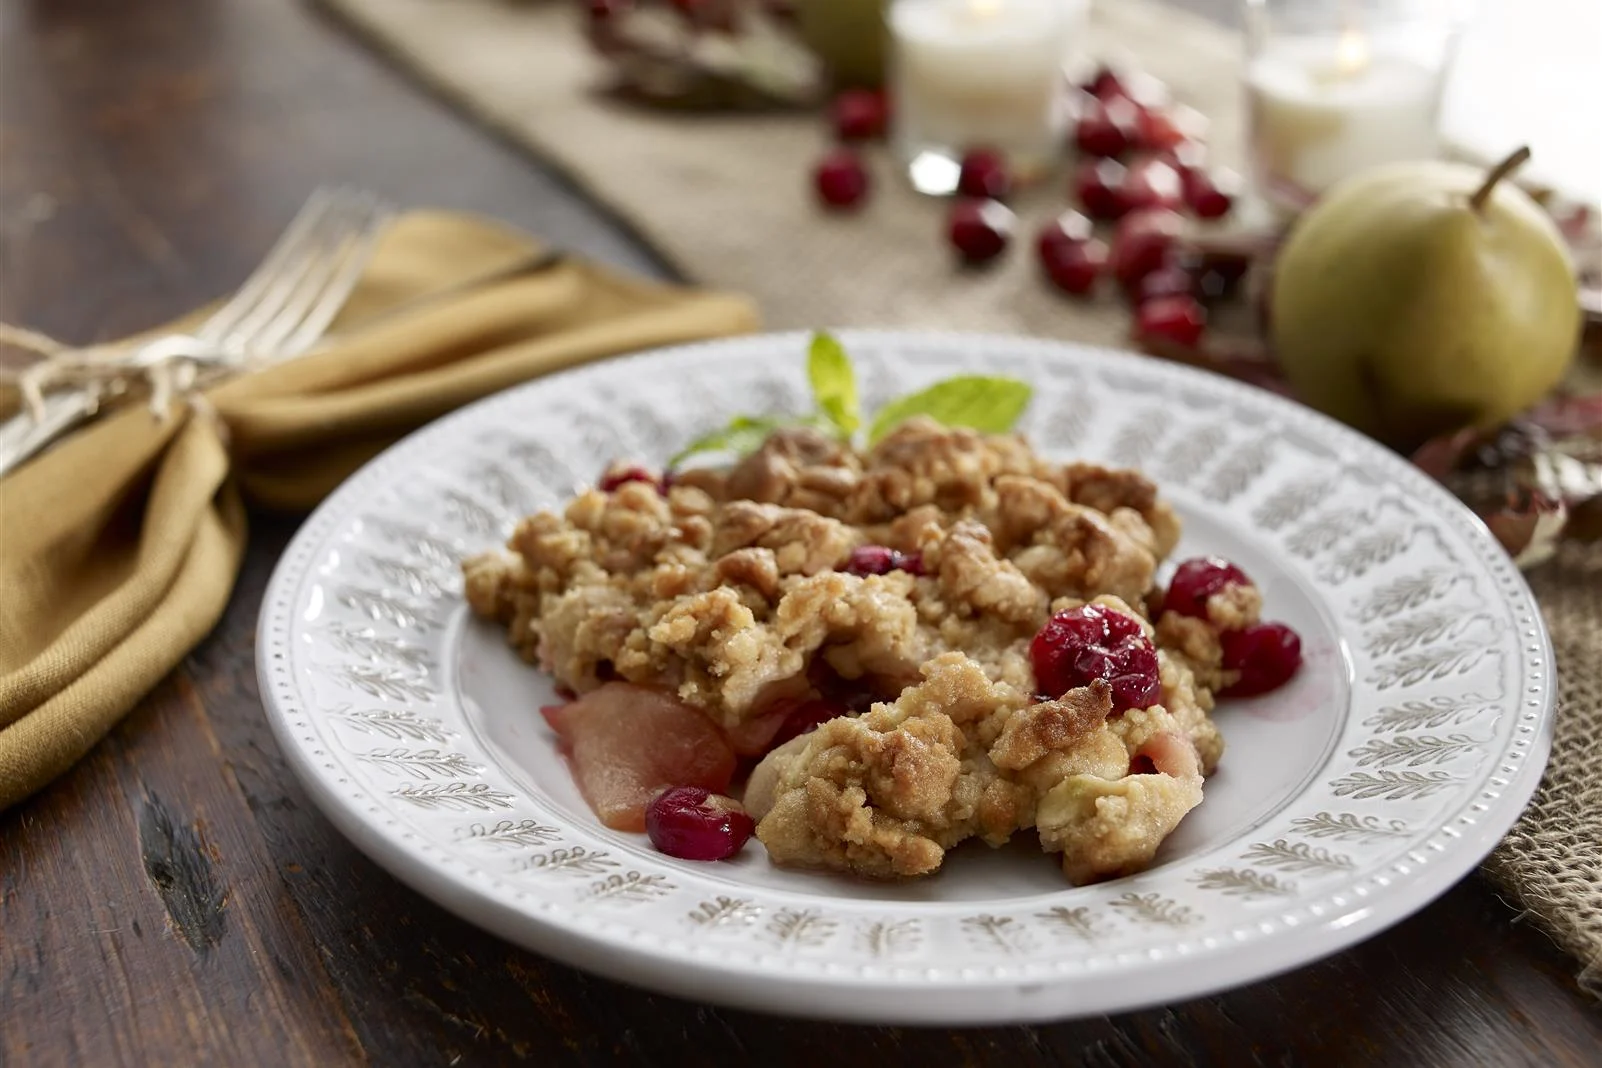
[{"xmin": 258, "ymin": 329, "xmax": 1555, "ymax": 1024}]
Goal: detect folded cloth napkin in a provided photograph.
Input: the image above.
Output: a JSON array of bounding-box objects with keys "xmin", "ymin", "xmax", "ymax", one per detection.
[{"xmin": 0, "ymin": 210, "xmax": 759, "ymax": 809}]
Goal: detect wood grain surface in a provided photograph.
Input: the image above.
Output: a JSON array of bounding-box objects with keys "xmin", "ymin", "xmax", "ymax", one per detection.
[{"xmin": 1, "ymin": 1, "xmax": 1598, "ymax": 1064}]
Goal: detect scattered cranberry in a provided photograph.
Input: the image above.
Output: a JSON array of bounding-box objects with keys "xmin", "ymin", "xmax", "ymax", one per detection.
[
  {"xmin": 1163, "ymin": 140, "xmax": 1209, "ymax": 177},
  {"xmin": 845, "ymin": 545, "xmax": 924, "ymax": 576},
  {"xmin": 1131, "ymin": 260, "xmax": 1195, "ymax": 306},
  {"xmin": 1182, "ymin": 167, "xmax": 1240, "ymax": 219},
  {"xmin": 599, "ymin": 464, "xmax": 657, "ymax": 492},
  {"xmin": 646, "ymin": 786, "xmax": 755, "ymax": 861},
  {"xmin": 947, "ymin": 199, "xmax": 1015, "ymax": 265},
  {"xmin": 1081, "ymin": 65, "xmax": 1126, "ymax": 100},
  {"xmin": 832, "ymin": 89, "xmax": 888, "ymax": 142},
  {"xmin": 1038, "ymin": 212, "xmax": 1106, "ymax": 296},
  {"xmin": 1164, "ymin": 557, "xmax": 1253, "ymax": 620},
  {"xmin": 1137, "ymin": 104, "xmax": 1207, "ymax": 153},
  {"xmin": 1123, "ymin": 157, "xmax": 1185, "ymax": 213},
  {"xmin": 1074, "ymin": 96, "xmax": 1141, "ymax": 158},
  {"xmin": 1135, "ymin": 294, "xmax": 1207, "ymax": 348},
  {"xmin": 1220, "ymin": 622, "xmax": 1303, "ymax": 697},
  {"xmin": 1117, "ymin": 69, "xmax": 1171, "ymax": 111},
  {"xmin": 1110, "ymin": 207, "xmax": 1187, "ymax": 291},
  {"xmin": 957, "ymin": 148, "xmax": 1012, "ymax": 200},
  {"xmin": 1074, "ymin": 158, "xmax": 1132, "ymax": 220},
  {"xmin": 814, "ymin": 149, "xmax": 869, "ymax": 210},
  {"xmin": 1029, "ymin": 603, "xmax": 1161, "ymax": 713}
]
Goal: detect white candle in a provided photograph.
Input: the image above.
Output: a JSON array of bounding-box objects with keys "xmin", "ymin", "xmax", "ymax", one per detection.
[
  {"xmin": 1246, "ymin": 32, "xmax": 1445, "ymax": 210},
  {"xmin": 889, "ymin": 0, "xmax": 1084, "ymax": 191}
]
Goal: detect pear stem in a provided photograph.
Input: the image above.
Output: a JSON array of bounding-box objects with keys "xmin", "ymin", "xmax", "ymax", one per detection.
[{"xmin": 1469, "ymin": 145, "xmax": 1532, "ymax": 213}]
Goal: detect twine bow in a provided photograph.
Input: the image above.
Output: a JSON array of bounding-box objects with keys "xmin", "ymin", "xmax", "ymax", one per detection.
[{"xmin": 0, "ymin": 322, "xmax": 235, "ymax": 430}]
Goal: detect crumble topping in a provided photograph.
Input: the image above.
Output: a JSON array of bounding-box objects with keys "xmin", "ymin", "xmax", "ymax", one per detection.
[{"xmin": 466, "ymin": 417, "xmax": 1241, "ymax": 884}]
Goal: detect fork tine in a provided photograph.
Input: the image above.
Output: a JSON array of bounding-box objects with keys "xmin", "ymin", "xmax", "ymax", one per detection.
[
  {"xmin": 205, "ymin": 188, "xmax": 369, "ymax": 354},
  {"xmin": 248, "ymin": 192, "xmax": 392, "ymax": 356},
  {"xmin": 195, "ymin": 188, "xmax": 341, "ymax": 345}
]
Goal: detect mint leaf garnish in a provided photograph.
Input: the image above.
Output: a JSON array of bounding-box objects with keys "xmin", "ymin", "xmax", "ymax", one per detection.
[
  {"xmin": 669, "ymin": 415, "xmax": 792, "ymax": 467},
  {"xmin": 807, "ymin": 331, "xmax": 859, "ymax": 437},
  {"xmin": 867, "ymin": 375, "xmax": 1033, "ymax": 445}
]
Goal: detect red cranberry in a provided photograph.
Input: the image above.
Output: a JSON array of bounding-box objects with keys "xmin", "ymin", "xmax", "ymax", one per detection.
[
  {"xmin": 1136, "ymin": 103, "xmax": 1207, "ymax": 153},
  {"xmin": 1135, "ymin": 295, "xmax": 1207, "ymax": 348},
  {"xmin": 814, "ymin": 149, "xmax": 869, "ymax": 210},
  {"xmin": 1081, "ymin": 65, "xmax": 1126, "ymax": 100},
  {"xmin": 1131, "ymin": 260, "xmax": 1195, "ymax": 306},
  {"xmin": 1038, "ymin": 215, "xmax": 1107, "ymax": 297},
  {"xmin": 947, "ymin": 199, "xmax": 1015, "ymax": 265},
  {"xmin": 1164, "ymin": 556, "xmax": 1253, "ymax": 620},
  {"xmin": 1038, "ymin": 208, "xmax": 1093, "ymax": 248},
  {"xmin": 1124, "ymin": 157, "xmax": 1186, "ymax": 213},
  {"xmin": 1220, "ymin": 622, "xmax": 1303, "ymax": 697},
  {"xmin": 646, "ymin": 787, "xmax": 754, "ymax": 861},
  {"xmin": 833, "ymin": 89, "xmax": 888, "ymax": 142},
  {"xmin": 1110, "ymin": 207, "xmax": 1187, "ymax": 291},
  {"xmin": 1182, "ymin": 167, "xmax": 1241, "ymax": 219},
  {"xmin": 1074, "ymin": 96, "xmax": 1141, "ymax": 158},
  {"xmin": 1074, "ymin": 159, "xmax": 1132, "ymax": 220},
  {"xmin": 1165, "ymin": 140, "xmax": 1208, "ymax": 174},
  {"xmin": 845, "ymin": 545, "xmax": 924, "ymax": 576},
  {"xmin": 599, "ymin": 464, "xmax": 657, "ymax": 492},
  {"xmin": 1117, "ymin": 70, "xmax": 1171, "ymax": 111},
  {"xmin": 1029, "ymin": 603, "xmax": 1161, "ymax": 713},
  {"xmin": 588, "ymin": 0, "xmax": 631, "ymax": 19},
  {"xmin": 957, "ymin": 148, "xmax": 1012, "ymax": 200}
]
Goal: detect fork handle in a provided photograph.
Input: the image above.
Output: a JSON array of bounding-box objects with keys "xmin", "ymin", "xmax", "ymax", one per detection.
[{"xmin": 0, "ymin": 391, "xmax": 100, "ymax": 481}]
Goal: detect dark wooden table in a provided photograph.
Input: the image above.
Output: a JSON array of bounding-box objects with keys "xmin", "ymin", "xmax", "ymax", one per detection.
[{"xmin": 2, "ymin": 1, "xmax": 1598, "ymax": 1064}]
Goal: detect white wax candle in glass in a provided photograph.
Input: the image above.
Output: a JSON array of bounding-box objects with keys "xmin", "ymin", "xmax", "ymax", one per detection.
[
  {"xmin": 1243, "ymin": 0, "xmax": 1463, "ymax": 214},
  {"xmin": 889, "ymin": 0, "xmax": 1086, "ymax": 194}
]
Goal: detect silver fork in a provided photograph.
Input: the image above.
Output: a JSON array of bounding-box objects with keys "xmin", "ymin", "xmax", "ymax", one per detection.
[{"xmin": 0, "ymin": 187, "xmax": 394, "ymax": 479}]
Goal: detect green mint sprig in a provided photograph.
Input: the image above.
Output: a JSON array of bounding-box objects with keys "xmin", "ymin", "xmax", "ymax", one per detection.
[{"xmin": 670, "ymin": 332, "xmax": 1032, "ymax": 467}]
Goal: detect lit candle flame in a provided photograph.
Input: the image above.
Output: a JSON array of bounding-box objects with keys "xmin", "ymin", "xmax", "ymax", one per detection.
[
  {"xmin": 969, "ymin": 0, "xmax": 1002, "ymax": 18},
  {"xmin": 1334, "ymin": 26, "xmax": 1370, "ymax": 77}
]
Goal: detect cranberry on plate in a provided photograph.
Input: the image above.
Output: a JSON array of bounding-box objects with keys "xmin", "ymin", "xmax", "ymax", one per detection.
[
  {"xmin": 646, "ymin": 786, "xmax": 755, "ymax": 861},
  {"xmin": 1163, "ymin": 556, "xmax": 1254, "ymax": 619},
  {"xmin": 1030, "ymin": 603, "xmax": 1161, "ymax": 714},
  {"xmin": 1220, "ymin": 622, "xmax": 1303, "ymax": 697},
  {"xmin": 598, "ymin": 464, "xmax": 657, "ymax": 492},
  {"xmin": 845, "ymin": 545, "xmax": 925, "ymax": 576}
]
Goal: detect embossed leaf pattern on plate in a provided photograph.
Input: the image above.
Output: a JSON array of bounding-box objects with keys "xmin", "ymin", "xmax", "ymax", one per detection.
[{"xmin": 257, "ymin": 332, "xmax": 1550, "ymax": 1011}]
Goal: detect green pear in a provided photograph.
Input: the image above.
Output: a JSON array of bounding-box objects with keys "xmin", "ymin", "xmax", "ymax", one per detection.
[{"xmin": 1271, "ymin": 147, "xmax": 1581, "ymax": 448}]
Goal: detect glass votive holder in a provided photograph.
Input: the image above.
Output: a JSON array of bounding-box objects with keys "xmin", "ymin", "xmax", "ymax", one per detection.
[
  {"xmin": 1243, "ymin": 0, "xmax": 1465, "ymax": 215},
  {"xmin": 888, "ymin": 0, "xmax": 1087, "ymax": 195}
]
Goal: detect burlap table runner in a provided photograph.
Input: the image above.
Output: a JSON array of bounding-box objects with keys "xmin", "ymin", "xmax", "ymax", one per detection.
[{"xmin": 320, "ymin": 0, "xmax": 1601, "ymax": 985}]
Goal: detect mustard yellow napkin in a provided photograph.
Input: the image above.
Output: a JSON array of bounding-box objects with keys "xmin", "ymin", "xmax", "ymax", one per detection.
[{"xmin": 0, "ymin": 211, "xmax": 758, "ymax": 809}]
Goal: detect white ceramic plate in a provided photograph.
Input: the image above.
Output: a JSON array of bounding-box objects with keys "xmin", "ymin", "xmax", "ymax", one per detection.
[{"xmin": 259, "ymin": 331, "xmax": 1554, "ymax": 1024}]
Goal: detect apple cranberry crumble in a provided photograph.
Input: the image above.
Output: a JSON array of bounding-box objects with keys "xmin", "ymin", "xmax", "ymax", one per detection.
[{"xmin": 464, "ymin": 417, "xmax": 1301, "ymax": 883}]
